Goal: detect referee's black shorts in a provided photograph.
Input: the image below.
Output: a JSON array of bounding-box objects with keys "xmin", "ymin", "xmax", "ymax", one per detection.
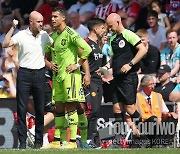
[{"xmin": 112, "ymin": 72, "xmax": 138, "ymax": 105}]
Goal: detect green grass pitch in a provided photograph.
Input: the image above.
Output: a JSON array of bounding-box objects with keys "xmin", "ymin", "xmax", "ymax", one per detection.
[{"xmin": 0, "ymin": 148, "xmax": 180, "ymax": 154}]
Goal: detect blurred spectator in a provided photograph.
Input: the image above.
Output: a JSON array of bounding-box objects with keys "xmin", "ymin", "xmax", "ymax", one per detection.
[
  {"xmin": 151, "ymin": 0, "xmax": 171, "ymax": 31},
  {"xmin": 169, "ymin": 74, "xmax": 180, "ymax": 102},
  {"xmin": 147, "ymin": 10, "xmax": 167, "ymax": 51},
  {"xmin": 155, "ymin": 65, "xmax": 176, "ymax": 111},
  {"xmin": 11, "ymin": 0, "xmax": 44, "ymax": 26},
  {"xmin": 169, "ymin": 84, "xmax": 180, "ymax": 102},
  {"xmin": 136, "ymin": 28, "xmax": 160, "ymax": 74},
  {"xmin": 38, "ymin": 0, "xmax": 64, "ymax": 25},
  {"xmin": 163, "ymin": 0, "xmax": 180, "ymax": 24},
  {"xmin": 68, "ymin": 11, "xmax": 89, "ymax": 38},
  {"xmin": 0, "ymin": 15, "xmax": 19, "ymax": 79},
  {"xmin": 0, "ymin": 15, "xmax": 19, "ymax": 43},
  {"xmin": 63, "ymin": 0, "xmax": 78, "ymax": 10},
  {"xmin": 135, "ymin": 0, "xmax": 152, "ymax": 31},
  {"xmin": 118, "ymin": 0, "xmax": 142, "ymax": 31},
  {"xmin": 0, "ymin": 43, "xmax": 3, "ymax": 80},
  {"xmin": 67, "ymin": 0, "xmax": 96, "ymax": 24},
  {"xmin": 1, "ymin": 46, "xmax": 18, "ymax": 72},
  {"xmin": 91, "ymin": 0, "xmax": 100, "ymax": 6},
  {"xmin": 172, "ymin": 20, "xmax": 180, "ymax": 43},
  {"xmin": 160, "ymin": 29, "xmax": 180, "ymax": 78},
  {"xmin": 172, "ymin": 20, "xmax": 180, "ymax": 32},
  {"xmin": 111, "ymin": 0, "xmax": 123, "ymax": 8},
  {"xmin": 0, "ymin": 11, "xmax": 4, "ymax": 34},
  {"xmin": 95, "ymin": 0, "xmax": 119, "ymax": 20},
  {"xmin": 0, "ymin": 0, "xmax": 13, "ymax": 16},
  {"xmin": 0, "ymin": 71, "xmax": 16, "ymax": 98},
  {"xmin": 43, "ymin": 24, "xmax": 54, "ymax": 35},
  {"xmin": 0, "ymin": 15, "xmax": 19, "ymax": 52}
]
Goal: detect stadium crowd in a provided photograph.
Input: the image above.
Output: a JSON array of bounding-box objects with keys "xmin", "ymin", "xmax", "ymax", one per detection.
[{"xmin": 0, "ymin": 0, "xmax": 179, "ymax": 150}]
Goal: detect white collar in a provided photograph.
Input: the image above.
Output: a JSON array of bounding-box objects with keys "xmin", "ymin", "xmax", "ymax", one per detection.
[
  {"xmin": 26, "ymin": 27, "xmax": 43, "ymax": 36},
  {"xmin": 140, "ymin": 90, "xmax": 152, "ymax": 100}
]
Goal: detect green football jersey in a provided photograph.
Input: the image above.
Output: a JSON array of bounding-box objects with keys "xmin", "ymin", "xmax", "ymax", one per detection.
[{"xmin": 45, "ymin": 26, "xmax": 92, "ymax": 82}]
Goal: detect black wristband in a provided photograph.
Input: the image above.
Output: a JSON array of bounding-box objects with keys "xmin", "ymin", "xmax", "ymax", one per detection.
[{"xmin": 128, "ymin": 61, "xmax": 134, "ymax": 67}]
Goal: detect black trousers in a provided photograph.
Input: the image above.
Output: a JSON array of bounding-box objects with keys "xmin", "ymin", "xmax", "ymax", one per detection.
[
  {"xmin": 17, "ymin": 67, "xmax": 46, "ymax": 144},
  {"xmin": 85, "ymin": 80, "xmax": 103, "ymax": 140}
]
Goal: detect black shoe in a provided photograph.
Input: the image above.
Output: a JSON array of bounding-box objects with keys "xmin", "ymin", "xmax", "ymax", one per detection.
[
  {"xmin": 34, "ymin": 142, "xmax": 42, "ymax": 149},
  {"xmin": 19, "ymin": 143, "xmax": 26, "ymax": 149}
]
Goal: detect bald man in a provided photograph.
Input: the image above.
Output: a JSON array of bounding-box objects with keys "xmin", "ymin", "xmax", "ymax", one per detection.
[
  {"xmin": 106, "ymin": 13, "xmax": 147, "ymax": 140},
  {"xmin": 2, "ymin": 11, "xmax": 53, "ymax": 149}
]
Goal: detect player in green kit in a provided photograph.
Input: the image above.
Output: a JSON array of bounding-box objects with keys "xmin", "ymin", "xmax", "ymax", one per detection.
[{"xmin": 45, "ymin": 7, "xmax": 92, "ymax": 149}]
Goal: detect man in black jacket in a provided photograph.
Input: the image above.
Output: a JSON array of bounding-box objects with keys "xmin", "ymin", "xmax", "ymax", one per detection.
[{"xmin": 155, "ymin": 65, "xmax": 176, "ymax": 111}]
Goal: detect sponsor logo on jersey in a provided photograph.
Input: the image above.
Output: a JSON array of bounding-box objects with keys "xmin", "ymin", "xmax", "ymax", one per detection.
[
  {"xmin": 119, "ymin": 40, "xmax": 125, "ymax": 48},
  {"xmin": 94, "ymin": 53, "xmax": 103, "ymax": 60},
  {"xmin": 73, "ymin": 35, "xmax": 81, "ymax": 41},
  {"xmin": 91, "ymin": 44, "xmax": 96, "ymax": 50},
  {"xmin": 61, "ymin": 39, "xmax": 67, "ymax": 46}
]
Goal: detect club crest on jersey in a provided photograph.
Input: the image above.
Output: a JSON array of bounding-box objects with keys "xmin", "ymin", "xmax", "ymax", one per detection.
[
  {"xmin": 119, "ymin": 40, "xmax": 125, "ymax": 48},
  {"xmin": 91, "ymin": 92, "xmax": 96, "ymax": 97},
  {"xmin": 61, "ymin": 39, "xmax": 67, "ymax": 46},
  {"xmin": 91, "ymin": 44, "xmax": 96, "ymax": 50}
]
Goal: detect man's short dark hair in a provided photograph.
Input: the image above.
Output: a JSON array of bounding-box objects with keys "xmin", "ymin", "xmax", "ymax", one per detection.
[
  {"xmin": 52, "ymin": 7, "xmax": 67, "ymax": 16},
  {"xmin": 147, "ymin": 10, "xmax": 158, "ymax": 19},
  {"xmin": 87, "ymin": 18, "xmax": 105, "ymax": 31}
]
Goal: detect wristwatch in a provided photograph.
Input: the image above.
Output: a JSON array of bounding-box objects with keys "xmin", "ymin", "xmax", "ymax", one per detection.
[{"xmin": 128, "ymin": 61, "xmax": 134, "ymax": 67}]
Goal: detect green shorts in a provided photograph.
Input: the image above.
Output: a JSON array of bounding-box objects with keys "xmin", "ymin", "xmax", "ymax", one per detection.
[{"xmin": 54, "ymin": 70, "xmax": 85, "ymax": 103}]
